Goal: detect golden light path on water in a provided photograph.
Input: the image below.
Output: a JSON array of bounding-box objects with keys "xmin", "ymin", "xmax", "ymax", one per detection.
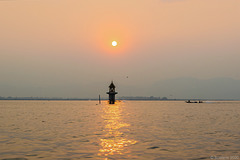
[{"xmin": 98, "ymin": 101, "xmax": 137, "ymax": 159}]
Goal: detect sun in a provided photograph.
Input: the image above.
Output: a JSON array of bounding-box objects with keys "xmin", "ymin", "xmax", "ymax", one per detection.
[{"xmin": 112, "ymin": 41, "xmax": 117, "ymax": 47}]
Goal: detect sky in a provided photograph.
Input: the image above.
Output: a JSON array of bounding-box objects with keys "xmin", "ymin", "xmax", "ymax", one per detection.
[{"xmin": 0, "ymin": 0, "xmax": 240, "ymax": 99}]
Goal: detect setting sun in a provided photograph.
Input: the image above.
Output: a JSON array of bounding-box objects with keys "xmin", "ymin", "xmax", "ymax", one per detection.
[{"xmin": 112, "ymin": 41, "xmax": 117, "ymax": 47}]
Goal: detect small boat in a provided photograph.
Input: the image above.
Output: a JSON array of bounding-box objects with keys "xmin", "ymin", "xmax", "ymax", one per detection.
[{"xmin": 185, "ymin": 100, "xmax": 203, "ymax": 103}]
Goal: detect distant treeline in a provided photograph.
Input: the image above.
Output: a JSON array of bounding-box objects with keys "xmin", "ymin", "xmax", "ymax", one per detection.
[
  {"xmin": 119, "ymin": 96, "xmax": 168, "ymax": 100},
  {"xmin": 0, "ymin": 97, "xmax": 97, "ymax": 100},
  {"xmin": 0, "ymin": 96, "xmax": 238, "ymax": 101},
  {"xmin": 0, "ymin": 96, "xmax": 168, "ymax": 101}
]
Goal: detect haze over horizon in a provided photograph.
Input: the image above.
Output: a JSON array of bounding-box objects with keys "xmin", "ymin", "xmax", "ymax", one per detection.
[{"xmin": 0, "ymin": 0, "xmax": 240, "ymax": 99}]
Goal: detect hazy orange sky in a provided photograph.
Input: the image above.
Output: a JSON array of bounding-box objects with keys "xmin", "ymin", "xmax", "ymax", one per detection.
[{"xmin": 0, "ymin": 0, "xmax": 240, "ymax": 98}]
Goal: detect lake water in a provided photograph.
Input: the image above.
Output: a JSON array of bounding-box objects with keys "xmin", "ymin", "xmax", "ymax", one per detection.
[{"xmin": 0, "ymin": 100, "xmax": 239, "ymax": 160}]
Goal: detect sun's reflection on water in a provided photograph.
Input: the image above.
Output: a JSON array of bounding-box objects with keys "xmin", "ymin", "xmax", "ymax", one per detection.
[{"xmin": 98, "ymin": 101, "xmax": 137, "ymax": 159}]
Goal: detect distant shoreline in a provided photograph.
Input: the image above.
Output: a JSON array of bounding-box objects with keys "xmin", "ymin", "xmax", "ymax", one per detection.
[{"xmin": 0, "ymin": 97, "xmax": 239, "ymax": 101}]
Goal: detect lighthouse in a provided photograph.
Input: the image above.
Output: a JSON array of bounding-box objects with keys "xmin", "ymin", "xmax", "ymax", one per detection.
[{"xmin": 106, "ymin": 81, "xmax": 118, "ymax": 104}]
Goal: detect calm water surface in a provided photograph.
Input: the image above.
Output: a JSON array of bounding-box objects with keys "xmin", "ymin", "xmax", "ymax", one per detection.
[{"xmin": 0, "ymin": 100, "xmax": 239, "ymax": 160}]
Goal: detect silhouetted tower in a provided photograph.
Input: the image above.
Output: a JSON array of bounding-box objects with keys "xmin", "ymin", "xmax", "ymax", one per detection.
[{"xmin": 106, "ymin": 81, "xmax": 118, "ymax": 104}]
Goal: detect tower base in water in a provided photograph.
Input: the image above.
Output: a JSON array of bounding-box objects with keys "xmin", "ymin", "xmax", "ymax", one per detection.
[{"xmin": 106, "ymin": 81, "xmax": 118, "ymax": 104}]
